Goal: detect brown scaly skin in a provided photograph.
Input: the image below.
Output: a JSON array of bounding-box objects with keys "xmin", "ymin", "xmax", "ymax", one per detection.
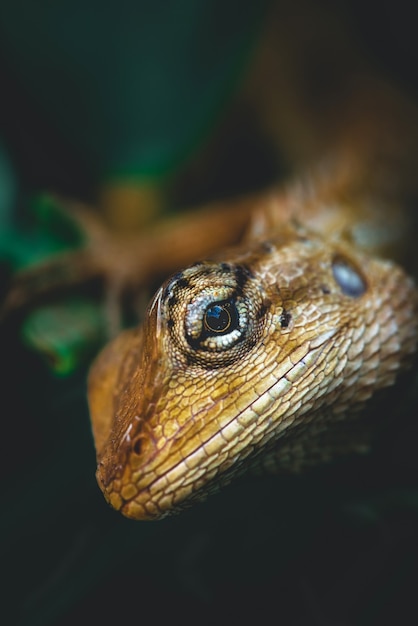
[
  {"xmin": 88, "ymin": 3, "xmax": 418, "ymax": 518},
  {"xmin": 88, "ymin": 184, "xmax": 417, "ymax": 520}
]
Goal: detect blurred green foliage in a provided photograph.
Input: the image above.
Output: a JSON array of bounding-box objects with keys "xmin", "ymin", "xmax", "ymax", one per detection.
[{"xmin": 0, "ymin": 0, "xmax": 269, "ymax": 182}]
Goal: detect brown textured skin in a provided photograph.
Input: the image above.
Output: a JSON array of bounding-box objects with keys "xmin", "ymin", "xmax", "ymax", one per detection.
[
  {"xmin": 88, "ymin": 180, "xmax": 417, "ymax": 520},
  {"xmin": 87, "ymin": 4, "xmax": 418, "ymax": 520}
]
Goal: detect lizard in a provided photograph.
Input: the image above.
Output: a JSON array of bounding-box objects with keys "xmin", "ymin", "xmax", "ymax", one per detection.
[
  {"xmin": 86, "ymin": 5, "xmax": 418, "ymax": 520},
  {"xmin": 2, "ymin": 2, "xmax": 417, "ymax": 521},
  {"xmin": 87, "ymin": 162, "xmax": 418, "ymax": 519}
]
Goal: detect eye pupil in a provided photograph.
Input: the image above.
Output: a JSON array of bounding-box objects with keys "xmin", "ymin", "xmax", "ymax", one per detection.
[{"xmin": 204, "ymin": 303, "xmax": 232, "ymax": 333}]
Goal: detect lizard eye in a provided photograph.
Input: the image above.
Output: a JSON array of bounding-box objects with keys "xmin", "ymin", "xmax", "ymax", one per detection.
[
  {"xmin": 187, "ymin": 294, "xmax": 247, "ymax": 352},
  {"xmin": 203, "ymin": 301, "xmax": 238, "ymax": 335},
  {"xmin": 332, "ymin": 255, "xmax": 367, "ymax": 297},
  {"xmin": 162, "ymin": 262, "xmax": 267, "ymax": 367}
]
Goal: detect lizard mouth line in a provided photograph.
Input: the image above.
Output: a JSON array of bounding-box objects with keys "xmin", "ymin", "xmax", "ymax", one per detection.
[{"xmin": 118, "ymin": 329, "xmax": 338, "ymax": 511}]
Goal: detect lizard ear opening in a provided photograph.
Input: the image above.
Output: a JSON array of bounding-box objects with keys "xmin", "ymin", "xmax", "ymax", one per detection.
[
  {"xmin": 332, "ymin": 255, "xmax": 367, "ymax": 297},
  {"xmin": 132, "ymin": 436, "xmax": 143, "ymax": 456}
]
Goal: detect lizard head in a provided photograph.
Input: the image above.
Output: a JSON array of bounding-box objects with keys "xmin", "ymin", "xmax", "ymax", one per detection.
[{"xmin": 88, "ymin": 228, "xmax": 417, "ymax": 519}]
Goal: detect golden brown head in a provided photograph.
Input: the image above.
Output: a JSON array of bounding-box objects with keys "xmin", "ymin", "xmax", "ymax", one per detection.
[{"xmin": 88, "ymin": 227, "xmax": 417, "ymax": 519}]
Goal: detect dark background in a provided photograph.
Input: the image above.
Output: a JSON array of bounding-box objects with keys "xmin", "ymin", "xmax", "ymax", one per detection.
[{"xmin": 1, "ymin": 2, "xmax": 418, "ymax": 625}]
